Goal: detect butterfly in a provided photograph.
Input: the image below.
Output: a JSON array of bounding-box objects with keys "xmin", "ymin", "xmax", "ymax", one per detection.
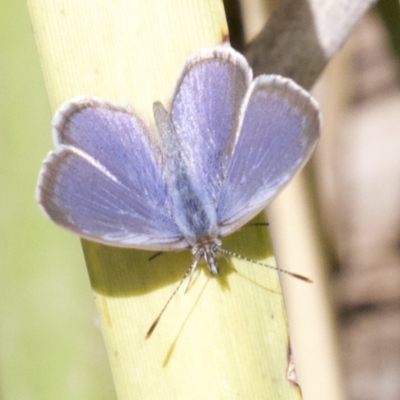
[{"xmin": 36, "ymin": 45, "xmax": 320, "ymax": 335}]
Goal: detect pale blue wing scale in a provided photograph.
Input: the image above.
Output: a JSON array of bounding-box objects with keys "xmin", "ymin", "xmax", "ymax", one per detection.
[
  {"xmin": 170, "ymin": 47, "xmax": 252, "ymax": 204},
  {"xmin": 217, "ymin": 75, "xmax": 320, "ymax": 236},
  {"xmin": 37, "ymin": 99, "xmax": 186, "ymax": 250}
]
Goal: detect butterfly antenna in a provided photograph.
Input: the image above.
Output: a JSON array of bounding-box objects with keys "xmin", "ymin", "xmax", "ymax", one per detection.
[
  {"xmin": 184, "ymin": 254, "xmax": 201, "ymax": 293},
  {"xmin": 145, "ymin": 255, "xmax": 201, "ymax": 339},
  {"xmin": 217, "ymin": 248, "xmax": 312, "ymax": 283}
]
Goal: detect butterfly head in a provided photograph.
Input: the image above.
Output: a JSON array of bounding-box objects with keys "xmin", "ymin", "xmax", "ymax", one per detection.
[{"xmin": 191, "ymin": 237, "xmax": 222, "ymax": 275}]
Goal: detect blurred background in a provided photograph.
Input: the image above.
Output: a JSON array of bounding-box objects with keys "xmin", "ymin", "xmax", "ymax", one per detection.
[
  {"xmin": 1, "ymin": 1, "xmax": 399, "ymax": 399},
  {"xmin": 0, "ymin": 2, "xmax": 116, "ymax": 399}
]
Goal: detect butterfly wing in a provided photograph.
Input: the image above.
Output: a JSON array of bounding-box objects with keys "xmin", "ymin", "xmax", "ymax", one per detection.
[
  {"xmin": 170, "ymin": 46, "xmax": 252, "ymax": 204},
  {"xmin": 217, "ymin": 76, "xmax": 320, "ymax": 236},
  {"xmin": 37, "ymin": 97, "xmax": 186, "ymax": 250}
]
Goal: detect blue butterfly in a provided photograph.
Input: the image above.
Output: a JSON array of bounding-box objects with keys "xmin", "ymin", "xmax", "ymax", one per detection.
[{"xmin": 36, "ymin": 46, "xmax": 320, "ymax": 334}]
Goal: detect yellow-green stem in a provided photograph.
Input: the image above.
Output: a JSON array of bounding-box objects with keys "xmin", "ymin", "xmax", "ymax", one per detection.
[{"xmin": 27, "ymin": 1, "xmax": 302, "ymax": 398}]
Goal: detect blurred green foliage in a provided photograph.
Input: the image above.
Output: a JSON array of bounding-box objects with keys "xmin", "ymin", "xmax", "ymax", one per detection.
[{"xmin": 0, "ymin": 2, "xmax": 116, "ymax": 399}]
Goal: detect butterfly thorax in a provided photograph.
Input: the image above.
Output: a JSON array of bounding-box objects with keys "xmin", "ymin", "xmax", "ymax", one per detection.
[
  {"xmin": 191, "ymin": 237, "xmax": 222, "ymax": 275},
  {"xmin": 153, "ymin": 101, "xmax": 220, "ymax": 247}
]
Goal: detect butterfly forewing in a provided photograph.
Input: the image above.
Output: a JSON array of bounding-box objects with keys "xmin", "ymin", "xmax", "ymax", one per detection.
[
  {"xmin": 37, "ymin": 99, "xmax": 186, "ymax": 250},
  {"xmin": 170, "ymin": 47, "xmax": 252, "ymax": 205},
  {"xmin": 216, "ymin": 75, "xmax": 320, "ymax": 236}
]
